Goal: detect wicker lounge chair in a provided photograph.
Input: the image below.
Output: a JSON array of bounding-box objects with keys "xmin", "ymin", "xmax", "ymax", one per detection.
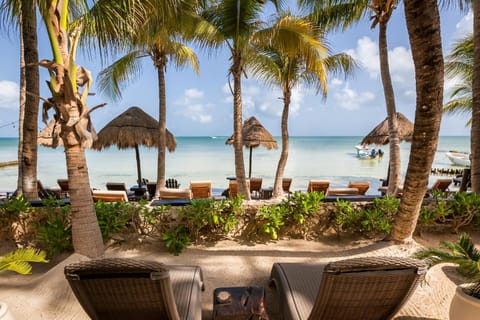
[
  {"xmin": 270, "ymin": 256, "xmax": 427, "ymax": 320},
  {"xmin": 65, "ymin": 258, "xmax": 204, "ymax": 320},
  {"xmin": 306, "ymin": 180, "xmax": 330, "ymax": 194},
  {"xmin": 190, "ymin": 181, "xmax": 212, "ymax": 199}
]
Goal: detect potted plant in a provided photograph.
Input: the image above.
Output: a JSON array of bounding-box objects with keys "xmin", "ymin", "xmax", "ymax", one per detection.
[
  {"xmin": 0, "ymin": 248, "xmax": 48, "ymax": 320},
  {"xmin": 413, "ymin": 232, "xmax": 480, "ymax": 320}
]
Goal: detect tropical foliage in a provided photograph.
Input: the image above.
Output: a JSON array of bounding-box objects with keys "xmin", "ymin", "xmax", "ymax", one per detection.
[
  {"xmin": 414, "ymin": 233, "xmax": 480, "ymax": 299},
  {"xmin": 443, "ymin": 34, "xmax": 473, "ymax": 126},
  {"xmin": 0, "ymin": 248, "xmax": 48, "ymax": 275}
]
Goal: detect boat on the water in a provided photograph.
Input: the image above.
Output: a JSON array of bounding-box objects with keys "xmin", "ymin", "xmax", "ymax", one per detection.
[
  {"xmin": 355, "ymin": 145, "xmax": 384, "ymax": 160},
  {"xmin": 446, "ymin": 151, "xmax": 470, "ymax": 167}
]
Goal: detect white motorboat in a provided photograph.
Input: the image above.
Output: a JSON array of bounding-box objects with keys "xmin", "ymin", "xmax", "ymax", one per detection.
[
  {"xmin": 355, "ymin": 145, "xmax": 384, "ymax": 159},
  {"xmin": 446, "ymin": 151, "xmax": 470, "ymax": 167}
]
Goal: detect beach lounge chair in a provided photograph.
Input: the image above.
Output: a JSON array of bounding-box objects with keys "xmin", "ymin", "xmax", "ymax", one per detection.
[
  {"xmin": 147, "ymin": 181, "xmax": 157, "ymax": 199},
  {"xmin": 228, "ymin": 179, "xmax": 250, "ymax": 198},
  {"xmin": 158, "ymin": 187, "xmax": 192, "ymax": 200},
  {"xmin": 347, "ymin": 181, "xmax": 370, "ymax": 195},
  {"xmin": 65, "ymin": 257, "xmax": 204, "ymax": 320},
  {"xmin": 249, "ymin": 178, "xmax": 262, "ymax": 199},
  {"xmin": 37, "ymin": 180, "xmax": 60, "ymax": 199},
  {"xmin": 326, "ymin": 187, "xmax": 360, "ymax": 196},
  {"xmin": 282, "ymin": 178, "xmax": 292, "ymax": 194},
  {"xmin": 106, "ymin": 182, "xmax": 137, "ymax": 200},
  {"xmin": 429, "ymin": 178, "xmax": 452, "ymax": 193},
  {"xmin": 165, "ymin": 178, "xmax": 180, "ymax": 189},
  {"xmin": 57, "ymin": 179, "xmax": 69, "ymax": 198},
  {"xmin": 92, "ymin": 190, "xmax": 129, "ymax": 202},
  {"xmin": 270, "ymin": 256, "xmax": 427, "ymax": 320},
  {"xmin": 307, "ymin": 180, "xmax": 330, "ymax": 194},
  {"xmin": 190, "ymin": 181, "xmax": 212, "ymax": 199}
]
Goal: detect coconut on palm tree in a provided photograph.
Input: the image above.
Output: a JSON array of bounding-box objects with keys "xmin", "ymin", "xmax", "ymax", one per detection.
[{"xmin": 247, "ymin": 13, "xmax": 356, "ymax": 198}]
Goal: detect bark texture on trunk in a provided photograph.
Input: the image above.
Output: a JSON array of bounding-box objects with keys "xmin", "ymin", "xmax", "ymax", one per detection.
[
  {"xmin": 67, "ymin": 145, "xmax": 104, "ymax": 258},
  {"xmin": 155, "ymin": 56, "xmax": 167, "ymax": 198},
  {"xmin": 471, "ymin": 1, "xmax": 480, "ymax": 193},
  {"xmin": 273, "ymin": 87, "xmax": 290, "ymax": 198},
  {"xmin": 391, "ymin": 0, "xmax": 443, "ymax": 242},
  {"xmin": 379, "ymin": 22, "xmax": 401, "ymax": 195},
  {"xmin": 20, "ymin": 0, "xmax": 40, "ymax": 200},
  {"xmin": 232, "ymin": 50, "xmax": 249, "ymax": 199}
]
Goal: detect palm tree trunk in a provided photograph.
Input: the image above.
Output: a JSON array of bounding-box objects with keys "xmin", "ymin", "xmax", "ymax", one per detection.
[
  {"xmin": 155, "ymin": 58, "xmax": 167, "ymax": 198},
  {"xmin": 20, "ymin": 0, "xmax": 39, "ymax": 200},
  {"xmin": 17, "ymin": 3, "xmax": 25, "ymax": 197},
  {"xmin": 66, "ymin": 145, "xmax": 104, "ymax": 258},
  {"xmin": 232, "ymin": 50, "xmax": 249, "ymax": 199},
  {"xmin": 379, "ymin": 22, "xmax": 401, "ymax": 195},
  {"xmin": 391, "ymin": 0, "xmax": 443, "ymax": 242},
  {"xmin": 273, "ymin": 87, "xmax": 290, "ymax": 198},
  {"xmin": 471, "ymin": 1, "xmax": 480, "ymax": 193}
]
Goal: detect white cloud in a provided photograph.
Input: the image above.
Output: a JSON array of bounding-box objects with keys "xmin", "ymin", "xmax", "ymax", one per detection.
[
  {"xmin": 174, "ymin": 88, "xmax": 213, "ymax": 124},
  {"xmin": 0, "ymin": 81, "xmax": 19, "ymax": 110},
  {"xmin": 455, "ymin": 9, "xmax": 473, "ymax": 36},
  {"xmin": 332, "ymin": 83, "xmax": 376, "ymax": 111}
]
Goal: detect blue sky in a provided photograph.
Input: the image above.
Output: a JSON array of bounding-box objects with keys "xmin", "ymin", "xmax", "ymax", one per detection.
[{"xmin": 0, "ymin": 2, "xmax": 473, "ymax": 137}]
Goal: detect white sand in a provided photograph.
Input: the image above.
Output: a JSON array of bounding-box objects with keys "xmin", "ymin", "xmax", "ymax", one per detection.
[{"xmin": 0, "ymin": 235, "xmax": 461, "ymax": 320}]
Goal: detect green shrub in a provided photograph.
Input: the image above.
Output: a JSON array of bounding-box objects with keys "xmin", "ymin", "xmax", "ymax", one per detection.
[
  {"xmin": 258, "ymin": 205, "xmax": 286, "ymax": 240},
  {"xmin": 0, "ymin": 195, "xmax": 33, "ymax": 241},
  {"xmin": 162, "ymin": 226, "xmax": 191, "ymax": 256},
  {"xmin": 34, "ymin": 207, "xmax": 72, "ymax": 257},
  {"xmin": 449, "ymin": 192, "xmax": 480, "ymax": 232},
  {"xmin": 94, "ymin": 201, "xmax": 133, "ymax": 240},
  {"xmin": 281, "ymin": 191, "xmax": 324, "ymax": 224}
]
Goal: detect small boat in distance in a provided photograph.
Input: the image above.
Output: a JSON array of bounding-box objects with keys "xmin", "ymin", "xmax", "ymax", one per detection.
[
  {"xmin": 446, "ymin": 151, "xmax": 470, "ymax": 167},
  {"xmin": 355, "ymin": 145, "xmax": 384, "ymax": 160}
]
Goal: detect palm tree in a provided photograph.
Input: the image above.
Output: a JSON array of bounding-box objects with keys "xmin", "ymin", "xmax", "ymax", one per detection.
[
  {"xmin": 390, "ymin": 0, "xmax": 444, "ymax": 242},
  {"xmin": 443, "ymin": 34, "xmax": 473, "ymax": 126},
  {"xmin": 471, "ymin": 0, "xmax": 480, "ymax": 193},
  {"xmin": 0, "ymin": 248, "xmax": 47, "ymax": 275},
  {"xmin": 200, "ymin": 0, "xmax": 314, "ymax": 199},
  {"xmin": 248, "ymin": 14, "xmax": 356, "ymax": 198},
  {"xmin": 35, "ymin": 1, "xmax": 165, "ymax": 258},
  {"xmin": 0, "ymin": 0, "xmax": 40, "ymax": 200},
  {"xmin": 300, "ymin": 0, "xmax": 402, "ymax": 195},
  {"xmin": 97, "ymin": 2, "xmax": 199, "ymax": 198}
]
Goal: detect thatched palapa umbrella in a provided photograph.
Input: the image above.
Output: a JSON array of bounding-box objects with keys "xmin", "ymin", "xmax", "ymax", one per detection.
[
  {"xmin": 226, "ymin": 116, "xmax": 278, "ymax": 178},
  {"xmin": 92, "ymin": 106, "xmax": 176, "ymax": 185},
  {"xmin": 361, "ymin": 112, "xmax": 414, "ymax": 146}
]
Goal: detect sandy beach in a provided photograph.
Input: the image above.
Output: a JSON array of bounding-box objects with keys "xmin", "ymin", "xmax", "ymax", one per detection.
[{"xmin": 0, "ymin": 229, "xmax": 470, "ymax": 320}]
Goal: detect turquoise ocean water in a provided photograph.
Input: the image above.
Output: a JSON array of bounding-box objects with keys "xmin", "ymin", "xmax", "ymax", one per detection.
[{"xmin": 0, "ymin": 136, "xmax": 470, "ymax": 195}]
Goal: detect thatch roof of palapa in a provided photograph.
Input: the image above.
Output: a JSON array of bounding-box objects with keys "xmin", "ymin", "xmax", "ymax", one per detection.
[
  {"xmin": 92, "ymin": 106, "xmax": 176, "ymax": 152},
  {"xmin": 226, "ymin": 116, "xmax": 278, "ymax": 150},
  {"xmin": 361, "ymin": 112, "xmax": 414, "ymax": 146}
]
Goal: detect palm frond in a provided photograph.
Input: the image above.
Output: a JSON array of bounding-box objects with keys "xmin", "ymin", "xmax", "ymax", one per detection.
[
  {"xmin": 96, "ymin": 50, "xmax": 147, "ymax": 100},
  {"xmin": 0, "ymin": 248, "xmax": 48, "ymax": 275},
  {"xmin": 413, "ymin": 233, "xmax": 480, "ymax": 280}
]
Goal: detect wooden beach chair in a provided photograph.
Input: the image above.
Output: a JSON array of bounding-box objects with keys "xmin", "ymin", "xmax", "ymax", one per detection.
[
  {"xmin": 65, "ymin": 258, "xmax": 204, "ymax": 320},
  {"xmin": 270, "ymin": 256, "xmax": 427, "ymax": 320},
  {"xmin": 92, "ymin": 190, "xmax": 129, "ymax": 202},
  {"xmin": 158, "ymin": 187, "xmax": 192, "ymax": 200},
  {"xmin": 307, "ymin": 180, "xmax": 330, "ymax": 194},
  {"xmin": 249, "ymin": 178, "xmax": 262, "ymax": 199},
  {"xmin": 228, "ymin": 180, "xmax": 250, "ymax": 198},
  {"xmin": 190, "ymin": 181, "xmax": 212, "ymax": 199},
  {"xmin": 282, "ymin": 178, "xmax": 292, "ymax": 194},
  {"xmin": 347, "ymin": 181, "xmax": 370, "ymax": 195},
  {"xmin": 57, "ymin": 179, "xmax": 69, "ymax": 198},
  {"xmin": 429, "ymin": 178, "xmax": 452, "ymax": 193}
]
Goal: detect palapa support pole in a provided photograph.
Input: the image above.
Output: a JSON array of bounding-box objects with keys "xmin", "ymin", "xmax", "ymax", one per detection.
[
  {"xmin": 135, "ymin": 144, "xmax": 142, "ymax": 186},
  {"xmin": 249, "ymin": 146, "xmax": 253, "ymax": 178}
]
